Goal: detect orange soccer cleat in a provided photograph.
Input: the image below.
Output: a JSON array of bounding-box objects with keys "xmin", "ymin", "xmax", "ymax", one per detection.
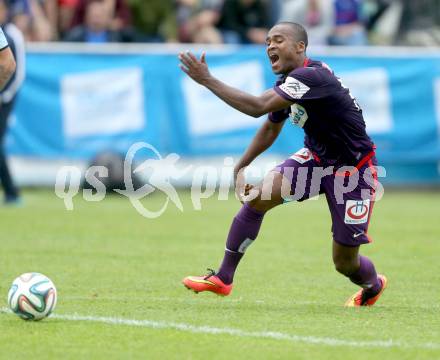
[
  {"xmin": 345, "ymin": 274, "xmax": 388, "ymax": 307},
  {"xmin": 182, "ymin": 269, "xmax": 232, "ymax": 296}
]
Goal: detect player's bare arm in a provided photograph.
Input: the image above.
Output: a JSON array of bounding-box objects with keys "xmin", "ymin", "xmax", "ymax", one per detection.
[
  {"xmin": 178, "ymin": 51, "xmax": 292, "ymax": 117},
  {"xmin": 0, "ymin": 46, "xmax": 16, "ymax": 90},
  {"xmin": 234, "ymin": 119, "xmax": 285, "ymax": 201},
  {"xmin": 234, "ymin": 118, "xmax": 285, "ymax": 183}
]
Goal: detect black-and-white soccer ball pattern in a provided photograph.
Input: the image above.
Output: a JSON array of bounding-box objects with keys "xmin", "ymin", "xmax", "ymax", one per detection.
[{"xmin": 7, "ymin": 273, "xmax": 57, "ymax": 321}]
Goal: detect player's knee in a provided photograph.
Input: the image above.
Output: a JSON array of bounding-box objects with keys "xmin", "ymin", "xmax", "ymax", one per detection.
[
  {"xmin": 247, "ymin": 195, "xmax": 273, "ymax": 212},
  {"xmin": 247, "ymin": 173, "xmax": 284, "ymax": 212}
]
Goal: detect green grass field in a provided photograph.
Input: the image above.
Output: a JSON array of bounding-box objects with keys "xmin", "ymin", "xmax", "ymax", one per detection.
[{"xmin": 0, "ymin": 189, "xmax": 439, "ymax": 359}]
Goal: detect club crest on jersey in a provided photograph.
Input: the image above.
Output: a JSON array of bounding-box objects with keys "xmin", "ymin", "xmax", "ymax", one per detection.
[
  {"xmin": 344, "ymin": 200, "xmax": 370, "ymax": 224},
  {"xmin": 289, "ymin": 104, "xmax": 308, "ymax": 128},
  {"xmin": 290, "ymin": 148, "xmax": 312, "ymax": 163}
]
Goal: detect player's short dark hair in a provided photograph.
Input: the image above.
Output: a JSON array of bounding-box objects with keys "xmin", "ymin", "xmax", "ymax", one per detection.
[{"xmin": 277, "ymin": 22, "xmax": 308, "ymax": 49}]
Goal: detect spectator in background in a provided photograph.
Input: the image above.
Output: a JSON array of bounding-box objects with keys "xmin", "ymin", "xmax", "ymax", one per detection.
[
  {"xmin": 58, "ymin": 0, "xmax": 78, "ymax": 37},
  {"xmin": 363, "ymin": 0, "xmax": 392, "ymax": 32},
  {"xmin": 64, "ymin": 0, "xmax": 131, "ymax": 42},
  {"xmin": 31, "ymin": 0, "xmax": 57, "ymax": 40},
  {"xmin": 0, "ymin": 0, "xmax": 25, "ymax": 204},
  {"xmin": 328, "ymin": 0, "xmax": 368, "ymax": 45},
  {"xmin": 267, "ymin": 0, "xmax": 282, "ymax": 27},
  {"xmin": 5, "ymin": 0, "xmax": 31, "ymax": 38},
  {"xmin": 399, "ymin": 0, "xmax": 440, "ymax": 46},
  {"xmin": 71, "ymin": 0, "xmax": 131, "ymax": 32},
  {"xmin": 127, "ymin": 0, "xmax": 177, "ymax": 42},
  {"xmin": 279, "ymin": 0, "xmax": 334, "ymax": 46},
  {"xmin": 218, "ymin": 0, "xmax": 270, "ymax": 44},
  {"xmin": 7, "ymin": 0, "xmax": 55, "ymax": 41},
  {"xmin": 176, "ymin": 0, "xmax": 223, "ymax": 43}
]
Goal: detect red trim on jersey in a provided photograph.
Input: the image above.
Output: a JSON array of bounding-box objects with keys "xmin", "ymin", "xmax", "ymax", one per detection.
[
  {"xmin": 334, "ymin": 150, "xmax": 376, "ymax": 177},
  {"xmin": 310, "ymin": 145, "xmax": 377, "ymax": 173},
  {"xmin": 364, "ymin": 159, "xmax": 378, "ymax": 243},
  {"xmin": 311, "ymin": 152, "xmax": 321, "ymax": 163},
  {"xmin": 303, "ymin": 58, "xmax": 310, "ymax": 67}
]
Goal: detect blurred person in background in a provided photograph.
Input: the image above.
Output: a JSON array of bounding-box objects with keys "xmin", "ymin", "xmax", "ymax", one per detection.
[
  {"xmin": 7, "ymin": 0, "xmax": 56, "ymax": 41},
  {"xmin": 218, "ymin": 0, "xmax": 270, "ymax": 44},
  {"xmin": 328, "ymin": 0, "xmax": 368, "ymax": 45},
  {"xmin": 279, "ymin": 0, "xmax": 334, "ymax": 46},
  {"xmin": 362, "ymin": 0, "xmax": 392, "ymax": 32},
  {"xmin": 362, "ymin": 0, "xmax": 400, "ymax": 45},
  {"xmin": 176, "ymin": 0, "xmax": 223, "ymax": 44},
  {"xmin": 127, "ymin": 0, "xmax": 177, "ymax": 42},
  {"xmin": 33, "ymin": 0, "xmax": 58, "ymax": 40},
  {"xmin": 0, "ymin": 0, "xmax": 24, "ymax": 205},
  {"xmin": 58, "ymin": 0, "xmax": 78, "ymax": 37},
  {"xmin": 267, "ymin": 0, "xmax": 282, "ymax": 27},
  {"xmin": 64, "ymin": 0, "xmax": 132, "ymax": 42},
  {"xmin": 70, "ymin": 0, "xmax": 131, "ymax": 32},
  {"xmin": 398, "ymin": 0, "xmax": 440, "ymax": 46},
  {"xmin": 5, "ymin": 0, "xmax": 31, "ymax": 39}
]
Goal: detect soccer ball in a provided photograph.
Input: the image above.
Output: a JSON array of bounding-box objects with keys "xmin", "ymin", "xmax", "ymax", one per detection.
[{"xmin": 7, "ymin": 273, "xmax": 57, "ymax": 321}]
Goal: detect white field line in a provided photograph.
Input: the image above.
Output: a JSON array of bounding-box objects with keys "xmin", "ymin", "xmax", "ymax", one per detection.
[{"xmin": 1, "ymin": 307, "xmax": 439, "ymax": 350}]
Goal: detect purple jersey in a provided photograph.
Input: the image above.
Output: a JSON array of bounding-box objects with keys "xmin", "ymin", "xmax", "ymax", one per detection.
[{"xmin": 270, "ymin": 59, "xmax": 374, "ymax": 166}]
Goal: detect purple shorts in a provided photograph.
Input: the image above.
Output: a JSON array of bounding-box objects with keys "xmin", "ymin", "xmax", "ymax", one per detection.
[{"xmin": 274, "ymin": 148, "xmax": 379, "ymax": 247}]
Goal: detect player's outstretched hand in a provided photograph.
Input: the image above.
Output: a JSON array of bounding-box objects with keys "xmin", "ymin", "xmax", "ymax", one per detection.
[
  {"xmin": 178, "ymin": 51, "xmax": 211, "ymax": 85},
  {"xmin": 234, "ymin": 166, "xmax": 255, "ymax": 204},
  {"xmin": 235, "ymin": 183, "xmax": 255, "ymax": 204}
]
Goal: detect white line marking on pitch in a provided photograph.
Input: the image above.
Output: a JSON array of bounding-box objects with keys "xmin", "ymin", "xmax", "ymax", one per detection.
[{"xmin": 1, "ymin": 308, "xmax": 439, "ymax": 350}]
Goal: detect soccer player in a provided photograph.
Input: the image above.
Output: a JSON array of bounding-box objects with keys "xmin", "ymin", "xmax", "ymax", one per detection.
[
  {"xmin": 0, "ymin": 8, "xmax": 24, "ymax": 204},
  {"xmin": 0, "ymin": 24, "xmax": 17, "ymax": 204},
  {"xmin": 0, "ymin": 27, "xmax": 15, "ymax": 89},
  {"xmin": 179, "ymin": 22, "xmax": 387, "ymax": 306}
]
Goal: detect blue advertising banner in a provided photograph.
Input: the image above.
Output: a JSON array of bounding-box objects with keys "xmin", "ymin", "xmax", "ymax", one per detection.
[{"xmin": 7, "ymin": 45, "xmax": 440, "ymax": 184}]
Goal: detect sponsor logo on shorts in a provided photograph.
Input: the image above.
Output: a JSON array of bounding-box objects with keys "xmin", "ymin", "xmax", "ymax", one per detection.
[
  {"xmin": 290, "ymin": 148, "xmax": 313, "ymax": 164},
  {"xmin": 344, "ymin": 200, "xmax": 370, "ymax": 224}
]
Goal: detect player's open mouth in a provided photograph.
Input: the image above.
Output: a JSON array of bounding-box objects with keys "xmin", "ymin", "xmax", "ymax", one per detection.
[{"xmin": 269, "ymin": 54, "xmax": 279, "ymax": 66}]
